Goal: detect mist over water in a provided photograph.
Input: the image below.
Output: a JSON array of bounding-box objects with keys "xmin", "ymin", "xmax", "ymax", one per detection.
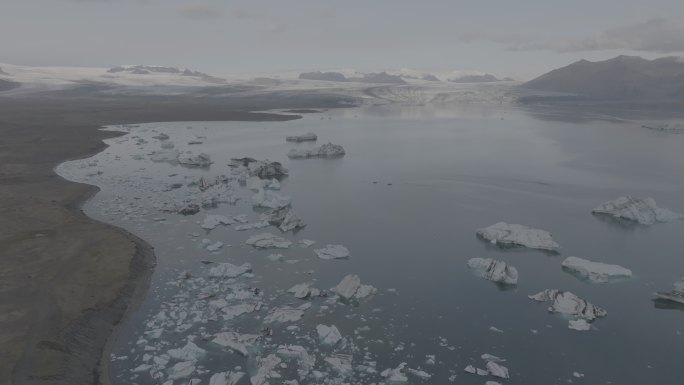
[{"xmin": 57, "ymin": 104, "xmax": 684, "ymax": 385}]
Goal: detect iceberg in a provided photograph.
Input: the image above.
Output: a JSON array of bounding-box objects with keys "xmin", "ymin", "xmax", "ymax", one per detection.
[
  {"xmin": 529, "ymin": 289, "xmax": 607, "ymax": 328},
  {"xmin": 287, "ymin": 283, "xmax": 321, "ymax": 299},
  {"xmin": 316, "ymin": 324, "xmax": 342, "ymax": 346},
  {"xmin": 287, "ymin": 143, "xmax": 346, "ymax": 159},
  {"xmin": 561, "ymin": 256, "xmax": 632, "ymax": 283},
  {"xmin": 276, "ymin": 345, "xmax": 315, "ymax": 377},
  {"xmin": 211, "ymin": 332, "xmax": 260, "ymax": 356},
  {"xmin": 208, "ymin": 263, "xmax": 252, "ymax": 278},
  {"xmin": 486, "ymin": 361, "xmax": 510, "ymax": 379},
  {"xmin": 467, "ymin": 258, "xmax": 518, "ymax": 285},
  {"xmin": 201, "ymin": 214, "xmax": 234, "ymax": 230},
  {"xmin": 477, "ymin": 222, "xmax": 560, "ymax": 250},
  {"xmin": 208, "ymin": 371, "xmax": 245, "ymax": 385},
  {"xmin": 332, "ymin": 274, "xmax": 377, "ymax": 300},
  {"xmin": 286, "ymin": 132, "xmax": 318, "ymax": 142},
  {"xmin": 251, "ymin": 189, "xmax": 291, "ymax": 209},
  {"xmin": 245, "ymin": 233, "xmax": 292, "ymax": 249},
  {"xmin": 314, "ymin": 244, "xmax": 350, "ymax": 260},
  {"xmin": 230, "ymin": 157, "xmax": 288, "ymax": 179},
  {"xmin": 178, "ymin": 152, "xmax": 212, "ymax": 167},
  {"xmin": 264, "ymin": 205, "xmax": 306, "ymax": 232},
  {"xmin": 592, "ymin": 196, "xmax": 683, "ymax": 225},
  {"xmin": 655, "ymin": 276, "xmax": 684, "ymax": 304}
]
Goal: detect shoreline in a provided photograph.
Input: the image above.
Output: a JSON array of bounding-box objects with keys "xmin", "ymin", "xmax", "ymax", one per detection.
[{"xmin": 0, "ymin": 92, "xmax": 351, "ymax": 385}]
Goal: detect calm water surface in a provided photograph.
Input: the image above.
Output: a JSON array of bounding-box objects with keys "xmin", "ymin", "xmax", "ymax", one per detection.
[{"xmin": 58, "ymin": 103, "xmax": 684, "ymax": 385}]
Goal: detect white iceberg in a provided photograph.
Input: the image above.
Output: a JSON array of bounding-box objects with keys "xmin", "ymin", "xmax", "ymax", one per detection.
[
  {"xmin": 251, "ymin": 189, "xmax": 291, "ymax": 209},
  {"xmin": 201, "ymin": 214, "xmax": 234, "ymax": 230},
  {"xmin": 286, "ymin": 132, "xmax": 318, "ymax": 142},
  {"xmin": 208, "ymin": 263, "xmax": 252, "ymax": 278},
  {"xmin": 287, "ymin": 142, "xmax": 345, "ymax": 159},
  {"xmin": 529, "ymin": 289, "xmax": 607, "ymax": 327},
  {"xmin": 245, "ymin": 233, "xmax": 292, "ymax": 249},
  {"xmin": 211, "ymin": 332, "xmax": 260, "ymax": 356},
  {"xmin": 316, "ymin": 324, "xmax": 342, "ymax": 346},
  {"xmin": 265, "ymin": 205, "xmax": 306, "ymax": 232},
  {"xmin": 467, "ymin": 258, "xmax": 518, "ymax": 285},
  {"xmin": 208, "ymin": 371, "xmax": 245, "ymax": 385},
  {"xmin": 477, "ymin": 222, "xmax": 560, "ymax": 250},
  {"xmin": 167, "ymin": 341, "xmax": 206, "ymax": 361},
  {"xmin": 592, "ymin": 196, "xmax": 683, "ymax": 225},
  {"xmin": 561, "ymin": 256, "xmax": 632, "ymax": 283},
  {"xmin": 332, "ymin": 274, "xmax": 377, "ymax": 300},
  {"xmin": 178, "ymin": 152, "xmax": 212, "ymax": 167},
  {"xmin": 655, "ymin": 276, "xmax": 684, "ymax": 304},
  {"xmin": 314, "ymin": 244, "xmax": 350, "ymax": 260}
]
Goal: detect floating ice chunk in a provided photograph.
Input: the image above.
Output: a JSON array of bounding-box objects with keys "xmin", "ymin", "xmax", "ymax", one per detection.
[
  {"xmin": 212, "ymin": 332, "xmax": 260, "ymax": 356},
  {"xmin": 276, "ymin": 345, "xmax": 316, "ymax": 377},
  {"xmin": 408, "ymin": 368, "xmax": 432, "ymax": 380},
  {"xmin": 467, "ymin": 258, "xmax": 518, "ymax": 285},
  {"xmin": 332, "ymin": 274, "xmax": 377, "ymax": 300},
  {"xmin": 245, "ymin": 233, "xmax": 292, "ymax": 249},
  {"xmin": 286, "ymin": 132, "xmax": 318, "ymax": 142},
  {"xmin": 481, "ymin": 353, "xmax": 506, "ymax": 363},
  {"xmin": 298, "ymin": 239, "xmax": 316, "ymax": 248},
  {"xmin": 178, "ymin": 152, "xmax": 212, "ymax": 167},
  {"xmin": 208, "ymin": 263, "xmax": 252, "ymax": 278},
  {"xmin": 288, "ymin": 283, "xmax": 321, "ymax": 299},
  {"xmin": 150, "ymin": 149, "xmax": 180, "ymax": 162},
  {"xmin": 222, "ymin": 303, "xmax": 261, "ymax": 319},
  {"xmin": 287, "ymin": 142, "xmax": 345, "ymax": 159},
  {"xmin": 152, "ymin": 133, "xmax": 170, "ymax": 140},
  {"xmin": 464, "ymin": 365, "xmax": 488, "ymax": 376},
  {"xmin": 208, "ymin": 371, "xmax": 245, "ymax": 385},
  {"xmin": 325, "ymin": 354, "xmax": 353, "ymax": 376},
  {"xmin": 230, "ymin": 158, "xmax": 288, "ymax": 179},
  {"xmin": 654, "ymin": 276, "xmax": 684, "ymax": 304},
  {"xmin": 489, "ymin": 326, "xmax": 504, "ymax": 333},
  {"xmin": 205, "ymin": 241, "xmax": 224, "ymax": 252},
  {"xmin": 201, "ymin": 214, "xmax": 235, "ymax": 230},
  {"xmin": 265, "ymin": 206, "xmax": 306, "ymax": 232},
  {"xmin": 486, "ymin": 361, "xmax": 510, "ymax": 379},
  {"xmin": 568, "ymin": 319, "xmax": 592, "ymax": 331},
  {"xmin": 486, "ymin": 382, "xmax": 503, "ymax": 385},
  {"xmin": 529, "ymin": 289, "xmax": 607, "ymax": 321},
  {"xmin": 132, "ymin": 364, "xmax": 152, "ymax": 373},
  {"xmin": 251, "ymin": 189, "xmax": 291, "ymax": 209},
  {"xmin": 167, "ymin": 361, "xmax": 196, "ymax": 380},
  {"xmin": 573, "ymin": 371, "xmax": 585, "ymax": 378},
  {"xmin": 592, "ymin": 196, "xmax": 683, "ymax": 225},
  {"xmin": 314, "ymin": 244, "xmax": 350, "ymax": 260},
  {"xmin": 250, "ymin": 354, "xmax": 282, "ymax": 385},
  {"xmin": 234, "ymin": 221, "xmax": 270, "ymax": 231},
  {"xmin": 561, "ymin": 256, "xmax": 632, "ymax": 283},
  {"xmin": 316, "ymin": 324, "xmax": 343, "ymax": 346},
  {"xmin": 167, "ymin": 341, "xmax": 206, "ymax": 361},
  {"xmin": 266, "ymin": 253, "xmax": 284, "ymax": 262},
  {"xmin": 178, "ymin": 203, "xmax": 200, "ymax": 216},
  {"xmin": 263, "ymin": 304, "xmax": 308, "ymax": 323},
  {"xmin": 381, "ymin": 363, "xmax": 408, "ymax": 384},
  {"xmin": 248, "ymin": 176, "xmax": 281, "ymax": 191},
  {"xmin": 477, "ymin": 222, "xmax": 560, "ymax": 250}
]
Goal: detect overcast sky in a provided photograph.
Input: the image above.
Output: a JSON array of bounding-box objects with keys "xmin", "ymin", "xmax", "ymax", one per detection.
[{"xmin": 2, "ymin": 0, "xmax": 684, "ymax": 79}]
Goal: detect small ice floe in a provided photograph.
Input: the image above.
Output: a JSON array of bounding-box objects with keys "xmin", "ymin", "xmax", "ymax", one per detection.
[
  {"xmin": 248, "ymin": 176, "xmax": 280, "ymax": 191},
  {"xmin": 529, "ymin": 289, "xmax": 607, "ymax": 329},
  {"xmin": 208, "ymin": 371, "xmax": 244, "ymax": 385},
  {"xmin": 467, "ymin": 258, "xmax": 518, "ymax": 285},
  {"xmin": 477, "ymin": 222, "xmax": 560, "ymax": 250},
  {"xmin": 263, "ymin": 303, "xmax": 310, "ymax": 323},
  {"xmin": 266, "ymin": 253, "xmax": 284, "ymax": 262},
  {"xmin": 573, "ymin": 371, "xmax": 585, "ymax": 378},
  {"xmin": 167, "ymin": 360, "xmax": 196, "ymax": 380},
  {"xmin": 332, "ymin": 274, "xmax": 377, "ymax": 300},
  {"xmin": 201, "ymin": 214, "xmax": 235, "ymax": 230},
  {"xmin": 464, "ymin": 365, "xmax": 488, "ymax": 376},
  {"xmin": 178, "ymin": 152, "xmax": 213, "ymax": 167},
  {"xmin": 208, "ymin": 263, "xmax": 252, "ymax": 278},
  {"xmin": 654, "ymin": 276, "xmax": 684, "ymax": 304},
  {"xmin": 561, "ymin": 256, "xmax": 632, "ymax": 283},
  {"xmin": 276, "ymin": 345, "xmax": 316, "ymax": 377},
  {"xmin": 485, "ymin": 382, "xmax": 502, "ymax": 385},
  {"xmin": 287, "ymin": 143, "xmax": 346, "ymax": 159},
  {"xmin": 152, "ymin": 133, "xmax": 170, "ymax": 140},
  {"xmin": 265, "ymin": 205, "xmax": 306, "ymax": 232},
  {"xmin": 211, "ymin": 331, "xmax": 260, "ymax": 356},
  {"xmin": 234, "ymin": 221, "xmax": 270, "ymax": 231},
  {"xmin": 251, "ymin": 189, "xmax": 291, "ymax": 209},
  {"xmin": 288, "ymin": 283, "xmax": 321, "ymax": 299},
  {"xmin": 592, "ymin": 196, "xmax": 683, "ymax": 225},
  {"xmin": 150, "ymin": 149, "xmax": 180, "ymax": 163},
  {"xmin": 568, "ymin": 319, "xmax": 592, "ymax": 331},
  {"xmin": 324, "ymin": 354, "xmax": 353, "ymax": 376},
  {"xmin": 489, "ymin": 326, "xmax": 504, "ymax": 333},
  {"xmin": 286, "ymin": 132, "xmax": 318, "ymax": 142},
  {"xmin": 314, "ymin": 244, "xmax": 350, "ymax": 260},
  {"xmin": 203, "ymin": 240, "xmax": 224, "ymax": 252},
  {"xmin": 178, "ymin": 203, "xmax": 200, "ymax": 216},
  {"xmin": 245, "ymin": 233, "xmax": 292, "ymax": 249},
  {"xmin": 316, "ymin": 324, "xmax": 343, "ymax": 346},
  {"xmin": 167, "ymin": 341, "xmax": 206, "ymax": 361},
  {"xmin": 250, "ymin": 354, "xmax": 282, "ymax": 385},
  {"xmin": 381, "ymin": 363, "xmax": 408, "ymax": 385},
  {"xmin": 230, "ymin": 158, "xmax": 288, "ymax": 179},
  {"xmin": 298, "ymin": 239, "xmax": 316, "ymax": 248},
  {"xmin": 408, "ymin": 368, "xmax": 432, "ymax": 380},
  {"xmin": 485, "ymin": 361, "xmax": 510, "ymax": 379}
]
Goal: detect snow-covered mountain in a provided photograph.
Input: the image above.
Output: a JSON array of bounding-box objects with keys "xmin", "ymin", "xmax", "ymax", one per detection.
[{"xmin": 296, "ymin": 68, "xmax": 511, "ymax": 84}]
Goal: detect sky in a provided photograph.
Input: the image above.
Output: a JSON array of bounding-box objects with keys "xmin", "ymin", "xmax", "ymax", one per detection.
[{"xmin": 2, "ymin": 0, "xmax": 684, "ymax": 80}]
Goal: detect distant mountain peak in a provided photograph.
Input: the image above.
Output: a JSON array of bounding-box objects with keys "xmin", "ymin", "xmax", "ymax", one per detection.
[{"xmin": 107, "ymin": 65, "xmax": 225, "ymax": 83}]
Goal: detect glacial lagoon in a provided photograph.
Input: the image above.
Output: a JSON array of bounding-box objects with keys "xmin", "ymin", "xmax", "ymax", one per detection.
[{"xmin": 57, "ymin": 103, "xmax": 684, "ymax": 385}]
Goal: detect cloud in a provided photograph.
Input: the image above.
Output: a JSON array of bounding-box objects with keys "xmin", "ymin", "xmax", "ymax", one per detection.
[
  {"xmin": 462, "ymin": 18, "xmax": 684, "ymax": 54},
  {"xmin": 177, "ymin": 4, "xmax": 223, "ymax": 20}
]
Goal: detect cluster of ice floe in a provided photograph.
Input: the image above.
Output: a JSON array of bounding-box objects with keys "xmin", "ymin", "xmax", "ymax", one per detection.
[
  {"xmin": 287, "ymin": 143, "xmax": 346, "ymax": 159},
  {"xmin": 592, "ymin": 196, "xmax": 682, "ymax": 225},
  {"xmin": 529, "ymin": 289, "xmax": 607, "ymax": 331}
]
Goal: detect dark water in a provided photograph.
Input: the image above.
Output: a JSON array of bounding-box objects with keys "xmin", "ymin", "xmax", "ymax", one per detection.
[{"xmin": 57, "ymin": 103, "xmax": 684, "ymax": 385}]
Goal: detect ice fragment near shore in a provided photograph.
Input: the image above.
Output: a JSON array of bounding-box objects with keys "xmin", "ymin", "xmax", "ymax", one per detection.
[
  {"xmin": 477, "ymin": 222, "xmax": 560, "ymax": 250},
  {"xmin": 467, "ymin": 258, "xmax": 518, "ymax": 285},
  {"xmin": 314, "ymin": 244, "xmax": 350, "ymax": 260},
  {"xmin": 592, "ymin": 196, "xmax": 682, "ymax": 225},
  {"xmin": 287, "ymin": 143, "xmax": 345, "ymax": 159},
  {"xmin": 286, "ymin": 132, "xmax": 317, "ymax": 142},
  {"xmin": 245, "ymin": 233, "xmax": 292, "ymax": 249},
  {"xmin": 561, "ymin": 256, "xmax": 632, "ymax": 283}
]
